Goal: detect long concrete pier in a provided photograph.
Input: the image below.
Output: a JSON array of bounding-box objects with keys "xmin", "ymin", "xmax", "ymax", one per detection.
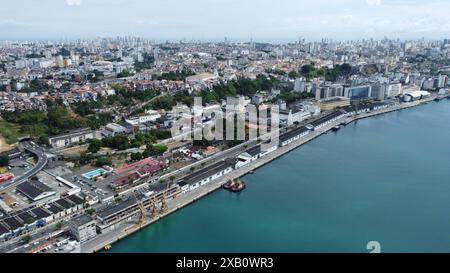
[{"xmin": 81, "ymin": 96, "xmax": 440, "ymax": 253}]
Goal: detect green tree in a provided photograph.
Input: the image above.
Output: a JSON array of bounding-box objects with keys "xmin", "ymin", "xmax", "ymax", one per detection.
[
  {"xmin": 37, "ymin": 134, "xmax": 49, "ymax": 146},
  {"xmin": 55, "ymin": 221, "xmax": 64, "ymax": 230},
  {"xmin": 117, "ymin": 69, "xmax": 134, "ymax": 78},
  {"xmin": 79, "ymin": 153, "xmax": 94, "ymax": 165},
  {"xmin": 288, "ymin": 70, "xmax": 300, "ymax": 79},
  {"xmin": 146, "ymin": 144, "xmax": 168, "ymax": 156},
  {"xmin": 86, "ymin": 208, "xmax": 96, "ymax": 215},
  {"xmin": 88, "ymin": 139, "xmax": 102, "ymax": 153},
  {"xmin": 21, "ymin": 234, "xmax": 32, "ymax": 244},
  {"xmin": 0, "ymin": 155, "xmax": 9, "ymax": 167},
  {"xmin": 96, "ymin": 156, "xmax": 112, "ymax": 167},
  {"xmin": 101, "ymin": 135, "xmax": 130, "ymax": 150},
  {"xmin": 130, "ymin": 152, "xmax": 143, "ymax": 162}
]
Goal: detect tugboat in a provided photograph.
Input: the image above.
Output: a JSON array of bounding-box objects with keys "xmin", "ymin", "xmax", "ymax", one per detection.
[
  {"xmin": 223, "ymin": 179, "xmax": 235, "ymax": 190},
  {"xmin": 332, "ymin": 125, "xmax": 340, "ymax": 131},
  {"xmin": 223, "ymin": 178, "xmax": 246, "ymax": 192}
]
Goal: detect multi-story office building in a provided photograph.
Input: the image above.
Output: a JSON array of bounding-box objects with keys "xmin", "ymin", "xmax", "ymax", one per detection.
[
  {"xmin": 315, "ymin": 84, "xmax": 344, "ymax": 100},
  {"xmin": 344, "ymin": 85, "xmax": 372, "ymax": 100},
  {"xmin": 68, "ymin": 214, "xmax": 97, "ymax": 243}
]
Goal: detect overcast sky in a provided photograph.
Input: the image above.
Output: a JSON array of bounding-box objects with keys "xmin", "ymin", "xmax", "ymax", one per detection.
[{"xmin": 1, "ymin": 0, "xmax": 449, "ymax": 41}]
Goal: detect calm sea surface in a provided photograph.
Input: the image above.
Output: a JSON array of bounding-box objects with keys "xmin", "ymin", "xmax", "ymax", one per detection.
[{"xmin": 108, "ymin": 99, "xmax": 450, "ymax": 253}]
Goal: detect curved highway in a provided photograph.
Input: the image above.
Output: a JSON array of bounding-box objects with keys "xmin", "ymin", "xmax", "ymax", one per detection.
[
  {"xmin": 0, "ymin": 141, "xmax": 48, "ymax": 191},
  {"xmin": 16, "ymin": 141, "xmax": 48, "ymax": 183}
]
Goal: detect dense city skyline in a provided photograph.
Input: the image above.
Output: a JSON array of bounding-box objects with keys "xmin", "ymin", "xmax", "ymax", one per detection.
[{"xmin": 1, "ymin": 0, "xmax": 450, "ymax": 41}]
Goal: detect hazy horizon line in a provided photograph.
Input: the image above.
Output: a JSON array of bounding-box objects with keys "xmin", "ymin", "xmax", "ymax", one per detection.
[{"xmin": 1, "ymin": 36, "xmax": 448, "ymax": 44}]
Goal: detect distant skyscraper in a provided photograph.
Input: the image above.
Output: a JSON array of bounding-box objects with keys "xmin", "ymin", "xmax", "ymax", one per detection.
[{"xmin": 154, "ymin": 47, "xmax": 159, "ymax": 67}]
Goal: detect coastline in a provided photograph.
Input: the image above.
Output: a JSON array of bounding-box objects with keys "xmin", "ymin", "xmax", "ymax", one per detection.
[{"xmin": 82, "ymin": 95, "xmax": 438, "ymax": 253}]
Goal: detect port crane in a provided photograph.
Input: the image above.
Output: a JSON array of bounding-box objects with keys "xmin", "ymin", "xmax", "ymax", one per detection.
[
  {"xmin": 159, "ymin": 182, "xmax": 171, "ymax": 214},
  {"xmin": 150, "ymin": 195, "xmax": 158, "ymax": 219},
  {"xmin": 133, "ymin": 191, "xmax": 148, "ymax": 228}
]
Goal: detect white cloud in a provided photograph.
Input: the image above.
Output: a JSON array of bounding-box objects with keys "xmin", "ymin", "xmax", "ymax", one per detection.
[
  {"xmin": 366, "ymin": 0, "xmax": 382, "ymax": 6},
  {"xmin": 66, "ymin": 0, "xmax": 81, "ymax": 6}
]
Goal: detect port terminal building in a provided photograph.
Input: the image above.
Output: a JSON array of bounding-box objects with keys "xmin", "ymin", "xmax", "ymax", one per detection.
[
  {"xmin": 279, "ymin": 126, "xmax": 310, "ymax": 147},
  {"xmin": 307, "ymin": 110, "xmax": 347, "ymax": 130},
  {"xmin": 95, "ymin": 183, "xmax": 180, "ymax": 233},
  {"xmin": 180, "ymin": 159, "xmax": 236, "ymax": 193}
]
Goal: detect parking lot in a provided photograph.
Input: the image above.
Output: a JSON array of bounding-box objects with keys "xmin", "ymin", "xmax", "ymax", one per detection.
[
  {"xmin": 7, "ymin": 159, "xmax": 33, "ymax": 180},
  {"xmin": 60, "ymin": 168, "xmax": 115, "ymax": 200}
]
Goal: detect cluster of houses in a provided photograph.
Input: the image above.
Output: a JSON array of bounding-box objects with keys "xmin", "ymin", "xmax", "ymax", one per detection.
[{"xmin": 0, "ymin": 91, "xmax": 48, "ymax": 112}]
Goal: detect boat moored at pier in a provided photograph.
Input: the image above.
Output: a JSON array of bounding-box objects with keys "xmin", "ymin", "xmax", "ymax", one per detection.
[
  {"xmin": 332, "ymin": 125, "xmax": 341, "ymax": 131},
  {"xmin": 223, "ymin": 179, "xmax": 246, "ymax": 192}
]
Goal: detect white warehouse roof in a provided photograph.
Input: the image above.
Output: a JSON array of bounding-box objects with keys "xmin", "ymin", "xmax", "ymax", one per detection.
[{"xmin": 404, "ymin": 90, "xmax": 431, "ymax": 98}]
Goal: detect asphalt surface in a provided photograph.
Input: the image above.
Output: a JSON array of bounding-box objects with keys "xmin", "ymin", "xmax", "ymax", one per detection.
[
  {"xmin": 0, "ymin": 141, "xmax": 48, "ymax": 192},
  {"xmin": 16, "ymin": 141, "xmax": 48, "ymax": 183}
]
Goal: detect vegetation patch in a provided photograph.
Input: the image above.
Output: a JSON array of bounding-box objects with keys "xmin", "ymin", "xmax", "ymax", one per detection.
[{"xmin": 0, "ymin": 120, "xmax": 21, "ymax": 144}]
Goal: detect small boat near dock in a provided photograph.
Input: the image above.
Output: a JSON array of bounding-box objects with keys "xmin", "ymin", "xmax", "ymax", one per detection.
[
  {"xmin": 435, "ymin": 95, "xmax": 446, "ymax": 101},
  {"xmin": 223, "ymin": 179, "xmax": 246, "ymax": 192},
  {"xmin": 332, "ymin": 125, "xmax": 340, "ymax": 131}
]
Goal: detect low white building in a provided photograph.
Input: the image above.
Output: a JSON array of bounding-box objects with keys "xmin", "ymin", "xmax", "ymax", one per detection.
[
  {"xmin": 102, "ymin": 123, "xmax": 129, "ymax": 137},
  {"xmin": 279, "ymin": 126, "xmax": 309, "ymax": 147},
  {"xmin": 235, "ymin": 144, "xmax": 277, "ymax": 168},
  {"xmin": 279, "ymin": 108, "xmax": 311, "ymax": 127},
  {"xmin": 236, "ymin": 145, "xmax": 263, "ymax": 168},
  {"xmin": 403, "ymin": 90, "xmax": 431, "ymax": 102},
  {"xmin": 308, "ymin": 110, "xmax": 346, "ymax": 130},
  {"xmin": 48, "ymin": 128, "xmax": 95, "ymax": 149},
  {"xmin": 125, "ymin": 112, "xmax": 161, "ymax": 126},
  {"xmin": 182, "ymin": 159, "xmax": 236, "ymax": 193}
]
